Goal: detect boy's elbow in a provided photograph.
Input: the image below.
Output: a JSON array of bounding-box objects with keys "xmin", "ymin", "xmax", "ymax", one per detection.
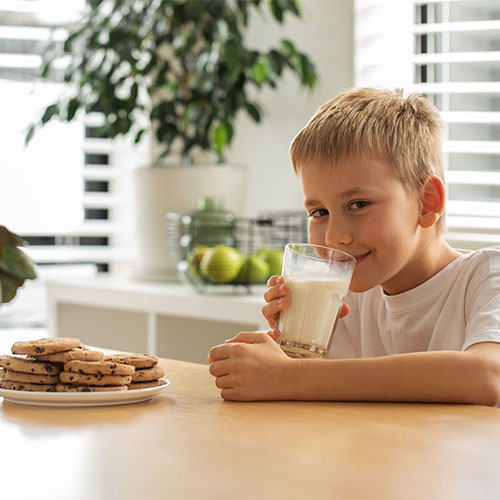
[
  {"xmin": 469, "ymin": 358, "xmax": 500, "ymax": 407},
  {"xmin": 473, "ymin": 381, "xmax": 500, "ymax": 407}
]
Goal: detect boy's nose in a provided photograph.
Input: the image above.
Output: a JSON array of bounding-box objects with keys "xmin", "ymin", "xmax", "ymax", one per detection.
[{"xmin": 325, "ymin": 217, "xmax": 353, "ymax": 248}]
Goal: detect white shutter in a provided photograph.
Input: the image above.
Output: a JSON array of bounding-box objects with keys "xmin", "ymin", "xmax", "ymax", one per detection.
[
  {"xmin": 355, "ymin": 0, "xmax": 500, "ymax": 249},
  {"xmin": 411, "ymin": 0, "xmax": 500, "ymax": 249},
  {"xmin": 0, "ymin": 0, "xmax": 146, "ymax": 274}
]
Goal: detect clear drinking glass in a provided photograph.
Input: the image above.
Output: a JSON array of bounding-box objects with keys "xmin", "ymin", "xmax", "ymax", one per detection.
[{"xmin": 277, "ymin": 243, "xmax": 356, "ymax": 358}]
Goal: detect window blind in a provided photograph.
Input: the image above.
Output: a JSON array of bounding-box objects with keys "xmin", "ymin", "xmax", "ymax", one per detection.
[
  {"xmin": 413, "ymin": 0, "xmax": 500, "ymax": 248},
  {"xmin": 0, "ymin": 0, "xmax": 145, "ymax": 274},
  {"xmin": 355, "ymin": 0, "xmax": 500, "ymax": 249}
]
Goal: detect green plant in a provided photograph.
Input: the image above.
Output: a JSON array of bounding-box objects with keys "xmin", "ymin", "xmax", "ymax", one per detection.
[
  {"xmin": 27, "ymin": 0, "xmax": 318, "ymax": 164},
  {"xmin": 0, "ymin": 226, "xmax": 37, "ymax": 306}
]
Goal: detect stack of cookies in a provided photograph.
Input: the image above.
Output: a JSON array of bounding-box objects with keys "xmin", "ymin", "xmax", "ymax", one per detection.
[
  {"xmin": 58, "ymin": 360, "xmax": 135, "ymax": 392},
  {"xmin": 0, "ymin": 337, "xmax": 98, "ymax": 392},
  {"xmin": 0, "ymin": 356, "xmax": 61, "ymax": 392},
  {"xmin": 0, "ymin": 337, "xmax": 166, "ymax": 393},
  {"xmin": 105, "ymin": 353, "xmax": 165, "ymax": 389}
]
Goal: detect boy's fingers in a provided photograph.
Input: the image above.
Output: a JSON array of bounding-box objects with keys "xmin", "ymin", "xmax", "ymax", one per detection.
[
  {"xmin": 267, "ymin": 328, "xmax": 280, "ymax": 340},
  {"xmin": 263, "ymin": 283, "xmax": 289, "ymax": 304},
  {"xmin": 208, "ymin": 359, "xmax": 230, "ymax": 377},
  {"xmin": 225, "ymin": 331, "xmax": 271, "ymax": 344},
  {"xmin": 266, "ymin": 275, "xmax": 284, "ymax": 288},
  {"xmin": 220, "ymin": 388, "xmax": 239, "ymax": 401},
  {"xmin": 262, "ymin": 297, "xmax": 287, "ymax": 324},
  {"xmin": 207, "ymin": 343, "xmax": 232, "ymax": 363},
  {"xmin": 215, "ymin": 374, "xmax": 233, "ymax": 389},
  {"xmin": 340, "ymin": 303, "xmax": 350, "ymax": 318}
]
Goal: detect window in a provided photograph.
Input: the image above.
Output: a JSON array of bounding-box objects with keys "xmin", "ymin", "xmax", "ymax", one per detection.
[
  {"xmin": 354, "ymin": 0, "xmax": 500, "ymax": 249},
  {"xmin": 0, "ymin": 0, "xmax": 146, "ymax": 275}
]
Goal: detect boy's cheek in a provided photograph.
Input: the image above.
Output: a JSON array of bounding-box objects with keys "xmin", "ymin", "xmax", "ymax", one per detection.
[{"xmin": 307, "ymin": 226, "xmax": 324, "ymax": 246}]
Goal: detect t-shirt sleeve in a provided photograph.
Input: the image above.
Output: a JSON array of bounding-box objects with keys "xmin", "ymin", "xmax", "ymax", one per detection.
[{"xmin": 462, "ymin": 252, "xmax": 500, "ymax": 350}]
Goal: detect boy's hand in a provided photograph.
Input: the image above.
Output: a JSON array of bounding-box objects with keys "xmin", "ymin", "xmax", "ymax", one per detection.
[
  {"xmin": 262, "ymin": 275, "xmax": 289, "ymax": 328},
  {"xmin": 262, "ymin": 275, "xmax": 350, "ymax": 329},
  {"xmin": 208, "ymin": 331, "xmax": 296, "ymax": 401}
]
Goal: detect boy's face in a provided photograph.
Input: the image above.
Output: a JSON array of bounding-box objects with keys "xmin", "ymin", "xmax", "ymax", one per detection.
[{"xmin": 300, "ymin": 155, "xmax": 426, "ymax": 295}]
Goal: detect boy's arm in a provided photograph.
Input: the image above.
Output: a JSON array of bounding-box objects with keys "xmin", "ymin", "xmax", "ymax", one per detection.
[
  {"xmin": 295, "ymin": 341, "xmax": 500, "ymax": 406},
  {"xmin": 208, "ymin": 333, "xmax": 500, "ymax": 406}
]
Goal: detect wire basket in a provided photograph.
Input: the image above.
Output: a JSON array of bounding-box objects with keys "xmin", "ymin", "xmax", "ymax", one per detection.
[{"xmin": 166, "ymin": 210, "xmax": 308, "ymax": 293}]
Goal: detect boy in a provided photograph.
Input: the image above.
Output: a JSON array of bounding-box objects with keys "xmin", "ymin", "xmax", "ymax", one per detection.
[{"xmin": 208, "ymin": 88, "xmax": 500, "ymax": 406}]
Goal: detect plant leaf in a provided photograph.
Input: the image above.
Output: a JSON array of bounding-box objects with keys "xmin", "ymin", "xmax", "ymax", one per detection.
[
  {"xmin": 245, "ymin": 102, "xmax": 261, "ymax": 122},
  {"xmin": 252, "ymin": 58, "xmax": 268, "ymax": 85},
  {"xmin": 0, "ymin": 273, "xmax": 24, "ymax": 304},
  {"xmin": 281, "ymin": 39, "xmax": 297, "ymax": 56},
  {"xmin": 211, "ymin": 122, "xmax": 228, "ymax": 152},
  {"xmin": 41, "ymin": 104, "xmax": 60, "ymax": 124},
  {"xmin": 299, "ymin": 54, "xmax": 317, "ymax": 88},
  {"xmin": 0, "ymin": 243, "xmax": 37, "ymax": 280},
  {"xmin": 134, "ymin": 129, "xmax": 145, "ymax": 144},
  {"xmin": 269, "ymin": 0, "xmax": 284, "ymax": 23},
  {"xmin": 267, "ymin": 50, "xmax": 283, "ymax": 76},
  {"xmin": 210, "ymin": 119, "xmax": 233, "ymax": 162},
  {"xmin": 67, "ymin": 98, "xmax": 80, "ymax": 121},
  {"xmin": 25, "ymin": 124, "xmax": 36, "ymax": 145},
  {"xmin": 0, "ymin": 226, "xmax": 24, "ymax": 249}
]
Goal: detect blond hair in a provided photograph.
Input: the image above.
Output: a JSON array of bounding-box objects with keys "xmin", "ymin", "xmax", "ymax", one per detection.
[{"xmin": 290, "ymin": 88, "xmax": 444, "ymax": 193}]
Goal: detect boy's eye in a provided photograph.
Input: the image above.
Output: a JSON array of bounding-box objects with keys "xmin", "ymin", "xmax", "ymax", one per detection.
[
  {"xmin": 348, "ymin": 200, "xmax": 369, "ymax": 211},
  {"xmin": 308, "ymin": 208, "xmax": 328, "ymax": 218}
]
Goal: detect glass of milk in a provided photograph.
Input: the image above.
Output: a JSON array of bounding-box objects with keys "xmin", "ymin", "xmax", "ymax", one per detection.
[{"xmin": 277, "ymin": 243, "xmax": 356, "ymax": 358}]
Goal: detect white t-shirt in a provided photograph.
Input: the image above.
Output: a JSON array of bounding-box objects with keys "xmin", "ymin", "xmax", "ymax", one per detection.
[{"xmin": 329, "ymin": 245, "xmax": 500, "ymax": 359}]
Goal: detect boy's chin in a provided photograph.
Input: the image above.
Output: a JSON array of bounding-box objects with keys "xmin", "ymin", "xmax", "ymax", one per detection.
[{"xmin": 349, "ymin": 281, "xmax": 376, "ymax": 293}]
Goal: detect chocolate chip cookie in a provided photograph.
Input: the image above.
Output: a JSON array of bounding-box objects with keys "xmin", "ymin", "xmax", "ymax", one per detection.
[
  {"xmin": 0, "ymin": 380, "xmax": 57, "ymax": 392},
  {"xmin": 3, "ymin": 369, "xmax": 60, "ymax": 385},
  {"xmin": 64, "ymin": 360, "xmax": 135, "ymax": 376},
  {"xmin": 131, "ymin": 365, "xmax": 165, "ymax": 382},
  {"xmin": 12, "ymin": 337, "xmax": 81, "ymax": 356},
  {"xmin": 0, "ymin": 355, "xmax": 61, "ymax": 375},
  {"xmin": 104, "ymin": 353, "xmax": 158, "ymax": 369},
  {"xmin": 33, "ymin": 348, "xmax": 104, "ymax": 363},
  {"xmin": 59, "ymin": 372, "xmax": 132, "ymax": 386}
]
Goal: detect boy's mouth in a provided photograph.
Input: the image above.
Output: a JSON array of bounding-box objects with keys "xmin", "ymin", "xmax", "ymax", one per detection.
[{"xmin": 353, "ymin": 252, "xmax": 371, "ymax": 265}]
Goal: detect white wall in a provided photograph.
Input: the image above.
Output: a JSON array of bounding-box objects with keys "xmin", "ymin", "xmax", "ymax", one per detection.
[{"xmin": 228, "ymin": 0, "xmax": 354, "ymax": 216}]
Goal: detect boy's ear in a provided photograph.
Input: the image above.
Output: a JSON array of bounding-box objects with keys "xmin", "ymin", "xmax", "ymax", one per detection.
[{"xmin": 419, "ymin": 175, "xmax": 445, "ymax": 229}]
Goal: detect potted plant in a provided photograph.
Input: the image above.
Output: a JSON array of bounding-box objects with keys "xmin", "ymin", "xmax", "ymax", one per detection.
[
  {"xmin": 0, "ymin": 226, "xmax": 37, "ymax": 307},
  {"xmin": 27, "ymin": 0, "xmax": 318, "ymax": 280}
]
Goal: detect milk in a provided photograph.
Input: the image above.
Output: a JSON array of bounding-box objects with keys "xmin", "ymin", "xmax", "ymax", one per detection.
[{"xmin": 278, "ymin": 273, "xmax": 350, "ymax": 358}]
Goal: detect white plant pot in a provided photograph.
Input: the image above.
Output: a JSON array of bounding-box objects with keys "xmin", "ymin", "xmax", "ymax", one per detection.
[{"xmin": 132, "ymin": 164, "xmax": 247, "ymax": 281}]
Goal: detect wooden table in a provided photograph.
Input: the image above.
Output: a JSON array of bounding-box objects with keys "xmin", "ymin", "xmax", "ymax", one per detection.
[{"xmin": 2, "ymin": 356, "xmax": 500, "ymax": 499}]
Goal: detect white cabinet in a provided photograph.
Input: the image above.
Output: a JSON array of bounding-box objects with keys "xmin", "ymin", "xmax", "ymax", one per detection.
[{"xmin": 47, "ymin": 278, "xmax": 268, "ymax": 364}]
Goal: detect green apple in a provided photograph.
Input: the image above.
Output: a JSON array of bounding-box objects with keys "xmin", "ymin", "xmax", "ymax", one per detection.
[
  {"xmin": 256, "ymin": 248, "xmax": 283, "ymax": 277},
  {"xmin": 187, "ymin": 246, "xmax": 210, "ymax": 278},
  {"xmin": 200, "ymin": 246, "xmax": 242, "ymax": 283},
  {"xmin": 234, "ymin": 255, "xmax": 270, "ymax": 284}
]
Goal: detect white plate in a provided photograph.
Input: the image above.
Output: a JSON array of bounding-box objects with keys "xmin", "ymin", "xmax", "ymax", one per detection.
[{"xmin": 0, "ymin": 379, "xmax": 170, "ymax": 407}]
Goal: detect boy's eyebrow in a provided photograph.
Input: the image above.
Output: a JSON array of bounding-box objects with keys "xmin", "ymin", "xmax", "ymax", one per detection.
[
  {"xmin": 342, "ymin": 187, "xmax": 385, "ymax": 199},
  {"xmin": 340, "ymin": 187, "xmax": 372, "ymax": 197},
  {"xmin": 304, "ymin": 198, "xmax": 321, "ymax": 207},
  {"xmin": 304, "ymin": 188, "xmax": 378, "ymax": 206}
]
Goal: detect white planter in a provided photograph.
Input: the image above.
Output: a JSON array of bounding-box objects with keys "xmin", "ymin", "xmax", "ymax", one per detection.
[{"xmin": 132, "ymin": 164, "xmax": 247, "ymax": 281}]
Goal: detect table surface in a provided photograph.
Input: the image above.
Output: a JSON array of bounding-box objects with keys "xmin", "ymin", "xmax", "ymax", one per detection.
[{"xmin": 1, "ymin": 341, "xmax": 500, "ymax": 499}]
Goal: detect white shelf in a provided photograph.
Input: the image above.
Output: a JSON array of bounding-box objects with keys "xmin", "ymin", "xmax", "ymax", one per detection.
[
  {"xmin": 47, "ymin": 277, "xmax": 267, "ymax": 326},
  {"xmin": 46, "ymin": 277, "xmax": 268, "ymax": 363}
]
